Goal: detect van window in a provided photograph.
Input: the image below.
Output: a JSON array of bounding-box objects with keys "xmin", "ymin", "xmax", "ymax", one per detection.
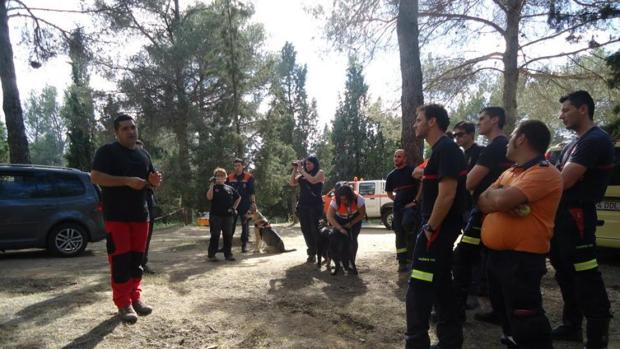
[
  {"xmin": 358, "ymin": 182, "xmax": 375, "ymax": 196},
  {"xmin": 53, "ymin": 174, "xmax": 86, "ymax": 196},
  {"xmin": 0, "ymin": 174, "xmax": 38, "ymax": 199}
]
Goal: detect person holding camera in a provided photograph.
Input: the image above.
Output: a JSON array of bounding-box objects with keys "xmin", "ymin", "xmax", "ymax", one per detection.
[
  {"xmin": 207, "ymin": 167, "xmax": 241, "ymax": 262},
  {"xmin": 289, "ymin": 155, "xmax": 325, "ymax": 263}
]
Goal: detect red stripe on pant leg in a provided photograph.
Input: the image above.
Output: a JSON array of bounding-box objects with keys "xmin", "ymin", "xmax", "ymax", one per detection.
[
  {"xmin": 105, "ymin": 221, "xmax": 134, "ymax": 308},
  {"xmin": 129, "ymin": 222, "xmax": 149, "ymax": 302}
]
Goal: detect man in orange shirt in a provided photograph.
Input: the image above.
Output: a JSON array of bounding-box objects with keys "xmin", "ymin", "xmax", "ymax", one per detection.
[{"xmin": 478, "ymin": 120, "xmax": 562, "ymax": 348}]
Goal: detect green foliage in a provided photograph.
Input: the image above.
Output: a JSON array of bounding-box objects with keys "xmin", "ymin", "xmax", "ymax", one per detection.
[
  {"xmin": 0, "ymin": 120, "xmax": 8, "ymax": 162},
  {"xmin": 62, "ymin": 29, "xmax": 96, "ymax": 171},
  {"xmin": 330, "ymin": 58, "xmax": 399, "ymax": 182},
  {"xmin": 23, "ymin": 85, "xmax": 65, "ymax": 165}
]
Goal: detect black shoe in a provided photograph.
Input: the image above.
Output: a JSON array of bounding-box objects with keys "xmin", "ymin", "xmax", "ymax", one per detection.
[
  {"xmin": 398, "ymin": 263, "xmax": 409, "ymax": 273},
  {"xmin": 208, "ymin": 256, "xmax": 218, "ymax": 262},
  {"xmin": 551, "ymin": 324, "xmax": 583, "ymax": 342},
  {"xmin": 306, "ymin": 255, "xmax": 316, "ymax": 264},
  {"xmin": 474, "ymin": 311, "xmax": 502, "ymax": 326},
  {"xmin": 225, "ymin": 255, "xmax": 236, "ymax": 261}
]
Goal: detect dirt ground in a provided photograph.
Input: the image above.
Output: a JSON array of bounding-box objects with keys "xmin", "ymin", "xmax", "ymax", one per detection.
[{"xmin": 0, "ymin": 224, "xmax": 618, "ymax": 349}]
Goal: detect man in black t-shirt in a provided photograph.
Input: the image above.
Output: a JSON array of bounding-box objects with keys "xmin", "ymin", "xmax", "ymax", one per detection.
[
  {"xmin": 453, "ymin": 107, "xmax": 512, "ymax": 324},
  {"xmin": 385, "ymin": 149, "xmax": 419, "ymax": 272},
  {"xmin": 91, "ymin": 114, "xmax": 162, "ymax": 324},
  {"xmin": 453, "ymin": 121, "xmax": 483, "ymax": 172},
  {"xmin": 405, "ymin": 104, "xmax": 465, "ymax": 349},
  {"xmin": 549, "ymin": 91, "xmax": 614, "ymax": 348}
]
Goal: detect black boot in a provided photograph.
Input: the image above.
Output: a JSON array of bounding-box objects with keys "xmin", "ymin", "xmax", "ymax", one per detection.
[
  {"xmin": 584, "ymin": 318, "xmax": 609, "ymax": 349},
  {"xmin": 551, "ymin": 324, "xmax": 583, "ymax": 342}
]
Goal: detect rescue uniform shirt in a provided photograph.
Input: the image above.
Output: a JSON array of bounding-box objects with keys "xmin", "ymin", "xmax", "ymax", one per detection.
[
  {"xmin": 330, "ymin": 195, "xmax": 366, "ymax": 219},
  {"xmin": 473, "ymin": 135, "xmax": 512, "ymax": 202},
  {"xmin": 209, "ymin": 184, "xmax": 240, "ymax": 217},
  {"xmin": 557, "ymin": 126, "xmax": 614, "ymax": 205},
  {"xmin": 464, "ymin": 143, "xmax": 483, "ymax": 172},
  {"xmin": 92, "ymin": 142, "xmax": 154, "ymax": 222},
  {"xmin": 226, "ymin": 172, "xmax": 255, "ymax": 211},
  {"xmin": 482, "ymin": 158, "xmax": 563, "ymax": 254},
  {"xmin": 421, "ymin": 136, "xmax": 467, "ymax": 222},
  {"xmin": 385, "ymin": 165, "xmax": 418, "ymax": 207},
  {"xmin": 297, "ymin": 175, "xmax": 324, "ymax": 207}
]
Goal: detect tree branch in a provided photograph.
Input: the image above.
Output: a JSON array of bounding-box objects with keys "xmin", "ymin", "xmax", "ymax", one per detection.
[
  {"xmin": 419, "ymin": 11, "xmax": 506, "ymax": 36},
  {"xmin": 520, "ymin": 37, "xmax": 620, "ymax": 68}
]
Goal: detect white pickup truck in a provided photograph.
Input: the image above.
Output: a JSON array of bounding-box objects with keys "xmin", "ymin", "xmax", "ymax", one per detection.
[{"xmin": 323, "ymin": 179, "xmax": 394, "ymax": 229}]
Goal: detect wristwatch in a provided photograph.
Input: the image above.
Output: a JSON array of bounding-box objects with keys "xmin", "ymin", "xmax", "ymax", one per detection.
[{"xmin": 422, "ymin": 223, "xmax": 437, "ymax": 233}]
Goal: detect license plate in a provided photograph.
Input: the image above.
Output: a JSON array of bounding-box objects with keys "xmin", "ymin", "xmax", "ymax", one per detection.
[{"xmin": 596, "ymin": 200, "xmax": 620, "ymax": 211}]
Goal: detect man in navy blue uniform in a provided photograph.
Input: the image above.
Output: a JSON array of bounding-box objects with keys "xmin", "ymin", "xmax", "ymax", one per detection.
[
  {"xmin": 405, "ymin": 104, "xmax": 466, "ymax": 349},
  {"xmin": 550, "ymin": 90, "xmax": 614, "ymax": 349},
  {"xmin": 453, "ymin": 107, "xmax": 513, "ymax": 324},
  {"xmin": 226, "ymin": 158, "xmax": 256, "ymax": 253},
  {"xmin": 386, "ymin": 149, "xmax": 420, "ymax": 272}
]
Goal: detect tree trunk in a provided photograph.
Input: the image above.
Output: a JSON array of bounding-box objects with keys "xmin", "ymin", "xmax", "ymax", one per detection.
[
  {"xmin": 0, "ymin": 0, "xmax": 30, "ymax": 163},
  {"xmin": 502, "ymin": 0, "xmax": 522, "ymax": 133},
  {"xmin": 397, "ymin": 0, "xmax": 424, "ymax": 166}
]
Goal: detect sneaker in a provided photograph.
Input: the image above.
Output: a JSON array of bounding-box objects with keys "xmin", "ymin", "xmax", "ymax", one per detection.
[
  {"xmin": 132, "ymin": 299, "xmax": 153, "ymax": 316},
  {"xmin": 551, "ymin": 324, "xmax": 583, "ymax": 342},
  {"xmin": 474, "ymin": 311, "xmax": 502, "ymax": 326},
  {"xmin": 142, "ymin": 264, "xmax": 156, "ymax": 274},
  {"xmin": 118, "ymin": 305, "xmax": 138, "ymax": 324},
  {"xmin": 225, "ymin": 255, "xmax": 236, "ymax": 261},
  {"xmin": 208, "ymin": 256, "xmax": 218, "ymax": 262}
]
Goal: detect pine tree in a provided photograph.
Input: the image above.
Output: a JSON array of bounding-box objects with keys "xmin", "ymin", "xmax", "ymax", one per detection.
[{"xmin": 61, "ymin": 28, "xmax": 96, "ymax": 171}]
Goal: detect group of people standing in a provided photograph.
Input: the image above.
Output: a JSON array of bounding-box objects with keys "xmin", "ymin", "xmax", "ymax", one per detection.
[
  {"xmin": 395, "ymin": 90, "xmax": 613, "ymax": 349},
  {"xmin": 89, "ymin": 89, "xmax": 614, "ymax": 349}
]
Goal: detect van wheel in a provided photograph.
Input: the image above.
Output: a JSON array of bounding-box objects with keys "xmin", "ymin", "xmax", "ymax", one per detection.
[
  {"xmin": 48, "ymin": 223, "xmax": 88, "ymax": 257},
  {"xmin": 381, "ymin": 209, "xmax": 393, "ymax": 230}
]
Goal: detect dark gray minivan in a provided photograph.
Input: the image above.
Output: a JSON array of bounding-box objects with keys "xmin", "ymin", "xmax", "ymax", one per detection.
[{"xmin": 0, "ymin": 164, "xmax": 106, "ymax": 257}]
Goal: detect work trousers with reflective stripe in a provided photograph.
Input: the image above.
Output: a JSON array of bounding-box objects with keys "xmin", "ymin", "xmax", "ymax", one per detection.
[
  {"xmin": 452, "ymin": 207, "xmax": 486, "ymax": 321},
  {"xmin": 105, "ymin": 221, "xmax": 149, "ymax": 308},
  {"xmin": 394, "ymin": 204, "xmax": 415, "ymax": 264},
  {"xmin": 549, "ymin": 203, "xmax": 611, "ymax": 329},
  {"xmin": 487, "ymin": 250, "xmax": 553, "ymax": 349},
  {"xmin": 406, "ymin": 219, "xmax": 463, "ymax": 349}
]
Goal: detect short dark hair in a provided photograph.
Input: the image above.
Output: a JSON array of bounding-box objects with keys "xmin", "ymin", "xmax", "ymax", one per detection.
[
  {"xmin": 233, "ymin": 158, "xmax": 244, "ymax": 165},
  {"xmin": 113, "ymin": 113, "xmax": 134, "ymax": 131},
  {"xmin": 419, "ymin": 104, "xmax": 450, "ymax": 132},
  {"xmin": 454, "ymin": 121, "xmax": 475, "ymax": 134},
  {"xmin": 480, "ymin": 107, "xmax": 506, "ymax": 129},
  {"xmin": 514, "ymin": 120, "xmax": 551, "ymax": 154},
  {"xmin": 559, "ymin": 90, "xmax": 595, "ymax": 120}
]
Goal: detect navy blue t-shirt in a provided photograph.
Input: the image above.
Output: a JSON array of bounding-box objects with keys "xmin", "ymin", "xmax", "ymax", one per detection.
[
  {"xmin": 421, "ymin": 136, "xmax": 467, "ymax": 222},
  {"xmin": 464, "ymin": 143, "xmax": 483, "ymax": 172},
  {"xmin": 385, "ymin": 165, "xmax": 418, "ymax": 207},
  {"xmin": 297, "ymin": 176, "xmax": 323, "ymax": 207},
  {"xmin": 473, "ymin": 135, "xmax": 512, "ymax": 202},
  {"xmin": 557, "ymin": 126, "xmax": 614, "ymax": 204},
  {"xmin": 92, "ymin": 142, "xmax": 155, "ymax": 222},
  {"xmin": 209, "ymin": 184, "xmax": 240, "ymax": 217}
]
